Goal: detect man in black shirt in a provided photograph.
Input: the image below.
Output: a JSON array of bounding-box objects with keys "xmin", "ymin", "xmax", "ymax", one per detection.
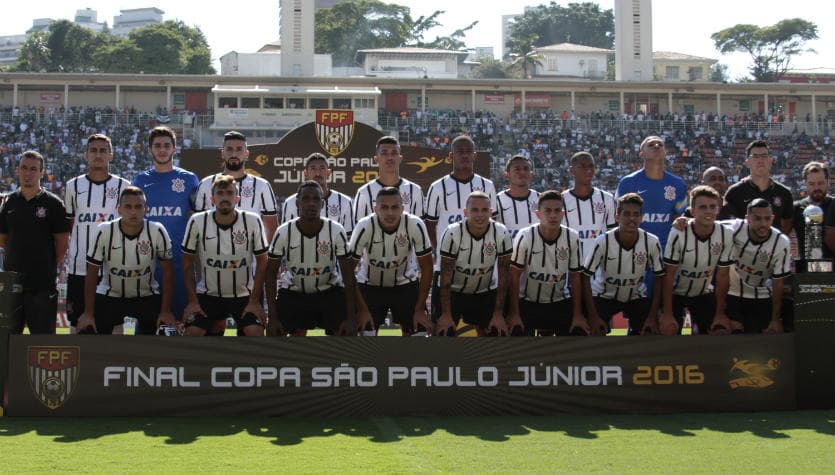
[
  {"xmin": 794, "ymin": 161, "xmax": 834, "ymax": 259},
  {"xmin": 684, "ymin": 167, "xmax": 733, "ymax": 220},
  {"xmin": 723, "ymin": 140, "xmax": 793, "ymax": 234},
  {"xmin": 0, "ymin": 151, "xmax": 70, "ymax": 334}
]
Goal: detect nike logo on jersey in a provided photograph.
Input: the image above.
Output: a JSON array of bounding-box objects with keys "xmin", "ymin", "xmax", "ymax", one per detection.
[
  {"xmin": 685, "ymin": 249, "xmax": 694, "ymax": 253},
  {"xmin": 372, "ymin": 240, "xmax": 384, "ymax": 244},
  {"xmin": 77, "ymin": 190, "xmax": 88, "ymax": 195},
  {"xmin": 446, "ymin": 191, "xmax": 457, "ymax": 196},
  {"xmin": 111, "ymin": 246, "xmax": 122, "ymax": 250},
  {"xmin": 565, "ymin": 208, "xmax": 576, "ymax": 213},
  {"xmin": 530, "ymin": 250, "xmax": 543, "ymax": 255},
  {"xmin": 289, "ymin": 245, "xmax": 300, "ymax": 250},
  {"xmin": 206, "ymin": 236, "xmax": 217, "ymax": 240},
  {"xmin": 143, "ymin": 184, "xmax": 154, "ymax": 188},
  {"xmin": 637, "ymin": 190, "xmax": 648, "ymax": 194},
  {"xmin": 607, "ymin": 257, "xmax": 617, "ymax": 261}
]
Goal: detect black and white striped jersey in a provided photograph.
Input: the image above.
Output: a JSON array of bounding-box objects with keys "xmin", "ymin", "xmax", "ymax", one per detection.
[
  {"xmin": 181, "ymin": 210, "xmax": 268, "ymax": 298},
  {"xmin": 268, "ymin": 218, "xmax": 349, "ymax": 293},
  {"xmin": 663, "ymin": 223, "xmax": 735, "ymax": 297},
  {"xmin": 194, "ymin": 173, "xmax": 278, "ymax": 217},
  {"xmin": 64, "ymin": 174, "xmax": 130, "ymax": 275},
  {"xmin": 353, "ymin": 178, "xmax": 424, "ymax": 224},
  {"xmin": 562, "ymin": 188, "xmax": 617, "ymax": 257},
  {"xmin": 281, "ymin": 190, "xmax": 354, "ymax": 235},
  {"xmin": 349, "ymin": 213, "xmax": 432, "ymax": 287},
  {"xmin": 439, "ymin": 220, "xmax": 511, "ymax": 294},
  {"xmin": 424, "ymin": 173, "xmax": 497, "ymax": 270},
  {"xmin": 582, "ymin": 229, "xmax": 665, "ymax": 302},
  {"xmin": 511, "ymin": 224, "xmax": 582, "ymax": 303},
  {"xmin": 87, "ymin": 219, "xmax": 172, "ymax": 298},
  {"xmin": 724, "ymin": 219, "xmax": 792, "ymax": 299},
  {"xmin": 495, "ymin": 189, "xmax": 539, "ymax": 239}
]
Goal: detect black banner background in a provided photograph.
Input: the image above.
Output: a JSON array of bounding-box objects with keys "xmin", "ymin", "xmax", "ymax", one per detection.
[{"xmin": 8, "ymin": 335, "xmax": 794, "ymax": 416}]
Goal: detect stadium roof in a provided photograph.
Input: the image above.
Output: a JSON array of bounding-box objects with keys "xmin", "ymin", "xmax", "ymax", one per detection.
[
  {"xmin": 356, "ymin": 47, "xmax": 468, "ymax": 56},
  {"xmin": 534, "ymin": 43, "xmax": 614, "ymax": 54},
  {"xmin": 653, "ymin": 51, "xmax": 717, "ymax": 63}
]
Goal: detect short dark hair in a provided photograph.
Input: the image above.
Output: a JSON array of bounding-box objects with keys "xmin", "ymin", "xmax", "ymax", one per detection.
[
  {"xmin": 690, "ymin": 185, "xmax": 721, "ymax": 204},
  {"xmin": 376, "ymin": 186, "xmax": 401, "ymax": 201},
  {"xmin": 451, "ymin": 134, "xmax": 475, "ymax": 151},
  {"xmin": 537, "ymin": 190, "xmax": 563, "ymax": 208},
  {"xmin": 119, "ymin": 185, "xmax": 145, "ymax": 204},
  {"xmin": 19, "ymin": 150, "xmax": 44, "ymax": 170},
  {"xmin": 802, "ymin": 161, "xmax": 829, "ymax": 180},
  {"xmin": 211, "ymin": 174, "xmax": 237, "ymax": 194},
  {"xmin": 86, "ymin": 133, "xmax": 112, "ymax": 152},
  {"xmin": 747, "ymin": 198, "xmax": 773, "ymax": 214},
  {"xmin": 617, "ymin": 193, "xmax": 644, "ymax": 215},
  {"xmin": 224, "ymin": 130, "xmax": 247, "ymax": 143},
  {"xmin": 297, "ymin": 180, "xmax": 323, "ymax": 196},
  {"xmin": 505, "ymin": 154, "xmax": 531, "ymax": 171},
  {"xmin": 304, "ymin": 152, "xmax": 329, "ymax": 168},
  {"xmin": 745, "ymin": 140, "xmax": 770, "ymax": 156},
  {"xmin": 570, "ymin": 151, "xmax": 594, "ymax": 166},
  {"xmin": 148, "ymin": 126, "xmax": 176, "ymax": 148}
]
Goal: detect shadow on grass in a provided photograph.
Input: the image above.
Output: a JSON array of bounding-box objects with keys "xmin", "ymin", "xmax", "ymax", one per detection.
[{"xmin": 0, "ymin": 411, "xmax": 832, "ymax": 445}]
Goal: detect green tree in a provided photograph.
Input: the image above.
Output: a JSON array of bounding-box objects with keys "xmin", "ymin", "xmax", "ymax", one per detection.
[
  {"xmin": 315, "ymin": 0, "xmax": 473, "ymax": 66},
  {"xmin": 710, "ymin": 63, "xmax": 730, "ymax": 82},
  {"xmin": 128, "ymin": 21, "xmax": 215, "ymax": 74},
  {"xmin": 505, "ymin": 32, "xmax": 543, "ymax": 78},
  {"xmin": 507, "ymin": 1, "xmax": 614, "ymax": 60},
  {"xmin": 711, "ymin": 19, "xmax": 818, "ymax": 82},
  {"xmin": 14, "ymin": 31, "xmax": 51, "ymax": 72},
  {"xmin": 470, "ymin": 58, "xmax": 511, "ymax": 79}
]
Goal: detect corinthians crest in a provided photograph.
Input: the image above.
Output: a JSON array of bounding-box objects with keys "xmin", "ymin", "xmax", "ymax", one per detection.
[
  {"xmin": 315, "ymin": 110, "xmax": 355, "ymax": 156},
  {"xmin": 28, "ymin": 346, "xmax": 80, "ymax": 410}
]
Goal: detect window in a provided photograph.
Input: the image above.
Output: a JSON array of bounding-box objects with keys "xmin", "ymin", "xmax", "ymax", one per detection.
[
  {"xmin": 547, "ymin": 57, "xmax": 558, "ymax": 72},
  {"xmin": 264, "ymin": 98, "xmax": 284, "ymax": 109},
  {"xmin": 240, "ymin": 97, "xmax": 260, "ymax": 108},
  {"xmin": 309, "ymin": 98, "xmax": 329, "ymax": 109},
  {"xmin": 689, "ymin": 67, "xmax": 703, "ymax": 81},
  {"xmin": 332, "ymin": 98, "xmax": 351, "ymax": 109},
  {"xmin": 665, "ymin": 66, "xmax": 680, "ymax": 80},
  {"xmin": 354, "ymin": 98, "xmax": 375, "ymax": 109},
  {"xmin": 288, "ymin": 98, "xmax": 305, "ymax": 109},
  {"xmin": 218, "ymin": 97, "xmax": 238, "ymax": 108}
]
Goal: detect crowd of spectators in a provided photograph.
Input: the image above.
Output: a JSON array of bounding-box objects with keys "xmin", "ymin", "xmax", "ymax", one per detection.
[{"xmin": 1, "ymin": 106, "xmax": 833, "ymax": 200}]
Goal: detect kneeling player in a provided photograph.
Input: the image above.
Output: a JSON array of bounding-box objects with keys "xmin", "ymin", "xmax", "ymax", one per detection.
[
  {"xmin": 181, "ymin": 176, "xmax": 269, "ymax": 336},
  {"xmin": 506, "ymin": 190, "xmax": 588, "ymax": 336},
  {"xmin": 436, "ymin": 191, "xmax": 512, "ymax": 336},
  {"xmin": 349, "ymin": 187, "xmax": 434, "ymax": 335},
  {"xmin": 724, "ymin": 199, "xmax": 791, "ymax": 333},
  {"xmin": 265, "ymin": 181, "xmax": 358, "ymax": 336},
  {"xmin": 581, "ymin": 193, "xmax": 665, "ymax": 335},
  {"xmin": 77, "ymin": 186, "xmax": 176, "ymax": 334},
  {"xmin": 661, "ymin": 186, "xmax": 734, "ymax": 335}
]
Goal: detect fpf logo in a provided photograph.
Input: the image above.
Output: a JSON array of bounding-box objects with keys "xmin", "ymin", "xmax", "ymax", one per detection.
[
  {"xmin": 315, "ymin": 110, "xmax": 355, "ymax": 156},
  {"xmin": 27, "ymin": 346, "xmax": 80, "ymax": 410}
]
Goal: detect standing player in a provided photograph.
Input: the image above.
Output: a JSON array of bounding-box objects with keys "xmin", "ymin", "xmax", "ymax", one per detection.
[
  {"xmin": 349, "ymin": 187, "xmax": 434, "ymax": 335},
  {"xmin": 495, "ymin": 155, "xmax": 539, "ymax": 239},
  {"xmin": 562, "ymin": 151, "xmax": 617, "ymax": 257},
  {"xmin": 661, "ymin": 186, "xmax": 735, "ymax": 335},
  {"xmin": 281, "ymin": 152, "xmax": 354, "ymax": 235},
  {"xmin": 77, "ymin": 187, "xmax": 175, "ymax": 335},
  {"xmin": 0, "ymin": 151, "xmax": 69, "ymax": 334},
  {"xmin": 64, "ymin": 134, "xmax": 130, "ymax": 333},
  {"xmin": 132, "ymin": 126, "xmax": 199, "ymax": 319},
  {"xmin": 265, "ymin": 181, "xmax": 357, "ymax": 336},
  {"xmin": 723, "ymin": 140, "xmax": 793, "ymax": 234},
  {"xmin": 581, "ymin": 193, "xmax": 666, "ymax": 335},
  {"xmin": 181, "ymin": 176, "xmax": 268, "ymax": 336},
  {"xmin": 436, "ymin": 192, "xmax": 511, "ymax": 336},
  {"xmin": 725, "ymin": 199, "xmax": 792, "ymax": 334},
  {"xmin": 194, "ymin": 131, "xmax": 278, "ymax": 240},
  {"xmin": 506, "ymin": 191, "xmax": 588, "ymax": 336},
  {"xmin": 353, "ymin": 136, "xmax": 424, "ymax": 223}
]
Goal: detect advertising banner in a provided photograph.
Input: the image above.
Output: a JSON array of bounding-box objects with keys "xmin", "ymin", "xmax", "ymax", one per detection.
[{"xmin": 7, "ymin": 335, "xmax": 795, "ymax": 416}]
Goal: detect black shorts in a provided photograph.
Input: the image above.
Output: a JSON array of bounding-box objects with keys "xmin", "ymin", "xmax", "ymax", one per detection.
[
  {"xmin": 517, "ymin": 299, "xmax": 575, "ymax": 336},
  {"xmin": 65, "ymin": 274, "xmax": 87, "ymax": 326},
  {"xmin": 673, "ymin": 293, "xmax": 716, "ymax": 334},
  {"xmin": 594, "ymin": 297, "xmax": 651, "ymax": 335},
  {"xmin": 726, "ymin": 295, "xmax": 773, "ymax": 334},
  {"xmin": 277, "ymin": 287, "xmax": 346, "ymax": 335},
  {"xmin": 13, "ymin": 288, "xmax": 58, "ymax": 335},
  {"xmin": 189, "ymin": 295, "xmax": 261, "ymax": 331},
  {"xmin": 92, "ymin": 294, "xmax": 160, "ymax": 335},
  {"xmin": 450, "ymin": 290, "xmax": 497, "ymax": 329},
  {"xmin": 359, "ymin": 281, "xmax": 422, "ymax": 333}
]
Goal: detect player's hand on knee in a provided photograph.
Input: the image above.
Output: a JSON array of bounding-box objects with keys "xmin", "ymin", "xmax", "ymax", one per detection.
[
  {"xmin": 709, "ymin": 314, "xmax": 732, "ymax": 335},
  {"xmin": 356, "ymin": 309, "xmax": 374, "ymax": 335},
  {"xmin": 77, "ymin": 312, "xmax": 97, "ymax": 334},
  {"xmin": 659, "ymin": 313, "xmax": 679, "ymax": 336},
  {"xmin": 434, "ymin": 313, "xmax": 456, "ymax": 337},
  {"xmin": 569, "ymin": 313, "xmax": 590, "ymax": 336},
  {"xmin": 641, "ymin": 317, "xmax": 659, "ymax": 335},
  {"xmin": 764, "ymin": 319, "xmax": 783, "ymax": 334},
  {"xmin": 413, "ymin": 309, "xmax": 434, "ymax": 335},
  {"xmin": 488, "ymin": 311, "xmax": 508, "ymax": 336},
  {"xmin": 183, "ymin": 301, "xmax": 206, "ymax": 322},
  {"xmin": 266, "ymin": 315, "xmax": 285, "ymax": 337},
  {"xmin": 337, "ymin": 319, "xmax": 358, "ymax": 336},
  {"xmin": 588, "ymin": 314, "xmax": 609, "ymax": 336},
  {"xmin": 506, "ymin": 313, "xmax": 524, "ymax": 335}
]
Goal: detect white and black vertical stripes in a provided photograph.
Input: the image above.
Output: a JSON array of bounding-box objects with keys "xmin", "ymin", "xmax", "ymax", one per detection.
[
  {"xmin": 281, "ymin": 190, "xmax": 354, "ymax": 235},
  {"xmin": 562, "ymin": 188, "xmax": 617, "ymax": 258},
  {"xmin": 582, "ymin": 229, "xmax": 665, "ymax": 302},
  {"xmin": 353, "ymin": 178, "xmax": 425, "ymax": 224},
  {"xmin": 496, "ymin": 189, "xmax": 539, "ymax": 239},
  {"xmin": 663, "ymin": 223, "xmax": 735, "ymax": 297},
  {"xmin": 349, "ymin": 213, "xmax": 432, "ymax": 287},
  {"xmin": 724, "ymin": 219, "xmax": 792, "ymax": 299},
  {"xmin": 268, "ymin": 218, "xmax": 349, "ymax": 293},
  {"xmin": 439, "ymin": 220, "xmax": 511, "ymax": 294},
  {"xmin": 194, "ymin": 173, "xmax": 278, "ymax": 216},
  {"xmin": 510, "ymin": 224, "xmax": 582, "ymax": 303}
]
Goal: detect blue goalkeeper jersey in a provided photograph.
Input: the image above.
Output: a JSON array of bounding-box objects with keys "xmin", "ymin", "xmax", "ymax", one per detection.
[
  {"xmin": 131, "ymin": 167, "xmax": 199, "ymax": 253},
  {"xmin": 616, "ymin": 169, "xmax": 688, "ymax": 247}
]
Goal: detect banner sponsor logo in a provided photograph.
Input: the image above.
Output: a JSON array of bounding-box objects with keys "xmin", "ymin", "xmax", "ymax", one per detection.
[
  {"xmin": 27, "ymin": 346, "xmax": 80, "ymax": 410},
  {"xmin": 728, "ymin": 357, "xmax": 781, "ymax": 389},
  {"xmin": 315, "ymin": 110, "xmax": 355, "ymax": 156}
]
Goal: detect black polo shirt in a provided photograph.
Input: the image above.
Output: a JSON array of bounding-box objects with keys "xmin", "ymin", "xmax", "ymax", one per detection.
[
  {"xmin": 795, "ymin": 195, "xmax": 833, "ymax": 259},
  {"xmin": 722, "ymin": 177, "xmax": 794, "ymax": 227},
  {"xmin": 0, "ymin": 189, "xmax": 70, "ymax": 291}
]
